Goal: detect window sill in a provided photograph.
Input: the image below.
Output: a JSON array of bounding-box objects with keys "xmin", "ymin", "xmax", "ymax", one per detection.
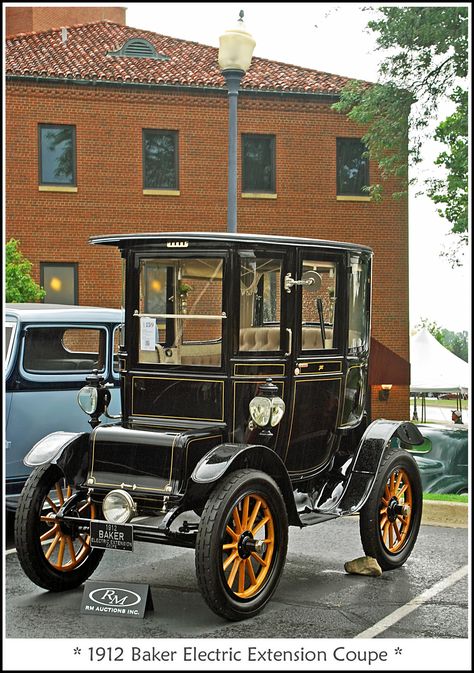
[
  {"xmin": 336, "ymin": 195, "xmax": 372, "ymax": 202},
  {"xmin": 38, "ymin": 186, "xmax": 78, "ymax": 193},
  {"xmin": 241, "ymin": 193, "xmax": 277, "ymax": 199},
  {"xmin": 143, "ymin": 189, "xmax": 180, "ymax": 196}
]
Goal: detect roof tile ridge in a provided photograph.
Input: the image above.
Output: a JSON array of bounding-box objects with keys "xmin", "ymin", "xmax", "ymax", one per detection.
[
  {"xmin": 251, "ymin": 53, "xmax": 373, "ymax": 86},
  {"xmin": 6, "ymin": 19, "xmax": 123, "ymax": 42}
]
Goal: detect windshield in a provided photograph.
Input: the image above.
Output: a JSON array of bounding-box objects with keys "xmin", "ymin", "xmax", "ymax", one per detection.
[
  {"xmin": 137, "ymin": 257, "xmax": 224, "ymax": 367},
  {"xmin": 5, "ymin": 320, "xmax": 17, "ymax": 368}
]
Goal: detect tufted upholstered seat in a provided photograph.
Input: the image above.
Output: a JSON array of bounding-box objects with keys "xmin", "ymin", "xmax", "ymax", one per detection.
[{"xmin": 239, "ymin": 326, "xmax": 333, "ymax": 351}]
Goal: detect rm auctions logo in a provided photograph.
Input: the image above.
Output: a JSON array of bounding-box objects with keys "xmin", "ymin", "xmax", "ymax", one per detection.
[{"xmin": 89, "ymin": 587, "xmax": 141, "ymax": 608}]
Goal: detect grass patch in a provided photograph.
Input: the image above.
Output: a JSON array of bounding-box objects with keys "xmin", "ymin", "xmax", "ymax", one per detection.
[
  {"xmin": 412, "ymin": 398, "xmax": 468, "ymax": 409},
  {"xmin": 423, "ymin": 493, "xmax": 468, "ymax": 503}
]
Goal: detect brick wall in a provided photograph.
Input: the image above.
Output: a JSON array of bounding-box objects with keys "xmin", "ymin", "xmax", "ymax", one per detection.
[
  {"xmin": 5, "ymin": 80, "xmax": 410, "ymax": 419},
  {"xmin": 6, "ymin": 7, "xmax": 126, "ymax": 36}
]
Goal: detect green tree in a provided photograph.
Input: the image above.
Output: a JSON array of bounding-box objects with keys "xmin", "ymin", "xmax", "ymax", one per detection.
[
  {"xmin": 416, "ymin": 318, "xmax": 468, "ymax": 362},
  {"xmin": 5, "ymin": 238, "xmax": 45, "ymax": 303},
  {"xmin": 333, "ymin": 7, "xmax": 468, "ymax": 262}
]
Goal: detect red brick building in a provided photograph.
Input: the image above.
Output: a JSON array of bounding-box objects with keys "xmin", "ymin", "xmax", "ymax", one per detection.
[{"xmin": 5, "ymin": 11, "xmax": 410, "ymax": 419}]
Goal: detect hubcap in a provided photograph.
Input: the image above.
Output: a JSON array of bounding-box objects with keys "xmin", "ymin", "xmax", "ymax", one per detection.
[{"xmin": 378, "ymin": 468, "xmax": 413, "ymax": 554}]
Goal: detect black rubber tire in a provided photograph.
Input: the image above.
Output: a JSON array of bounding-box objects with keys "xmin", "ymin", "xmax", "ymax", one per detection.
[
  {"xmin": 15, "ymin": 464, "xmax": 104, "ymax": 591},
  {"xmin": 359, "ymin": 446, "xmax": 422, "ymax": 571},
  {"xmin": 195, "ymin": 469, "xmax": 288, "ymax": 621}
]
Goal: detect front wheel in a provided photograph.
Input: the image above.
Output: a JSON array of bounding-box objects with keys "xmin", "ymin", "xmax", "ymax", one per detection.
[
  {"xmin": 15, "ymin": 464, "xmax": 104, "ymax": 591},
  {"xmin": 359, "ymin": 446, "xmax": 422, "ymax": 570},
  {"xmin": 195, "ymin": 469, "xmax": 288, "ymax": 620}
]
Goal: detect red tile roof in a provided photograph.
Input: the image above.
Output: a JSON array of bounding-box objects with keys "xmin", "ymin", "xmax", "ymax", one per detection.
[{"xmin": 6, "ymin": 20, "xmax": 367, "ymax": 95}]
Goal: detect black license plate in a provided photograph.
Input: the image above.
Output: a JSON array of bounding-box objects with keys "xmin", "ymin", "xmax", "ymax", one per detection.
[{"xmin": 90, "ymin": 520, "xmax": 134, "ymax": 552}]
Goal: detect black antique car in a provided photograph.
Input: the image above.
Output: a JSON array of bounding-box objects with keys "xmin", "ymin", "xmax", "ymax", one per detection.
[{"xmin": 15, "ymin": 232, "xmax": 424, "ymax": 620}]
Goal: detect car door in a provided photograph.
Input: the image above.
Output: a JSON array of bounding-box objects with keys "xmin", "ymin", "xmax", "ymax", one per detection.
[{"xmin": 282, "ymin": 250, "xmax": 346, "ymax": 476}]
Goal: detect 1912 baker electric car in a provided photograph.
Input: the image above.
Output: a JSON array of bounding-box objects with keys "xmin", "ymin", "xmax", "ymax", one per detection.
[{"xmin": 15, "ymin": 233, "xmax": 423, "ymax": 620}]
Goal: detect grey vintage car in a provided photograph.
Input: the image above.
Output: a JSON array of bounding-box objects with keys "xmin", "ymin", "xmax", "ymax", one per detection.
[{"xmin": 5, "ymin": 304, "xmax": 122, "ymax": 510}]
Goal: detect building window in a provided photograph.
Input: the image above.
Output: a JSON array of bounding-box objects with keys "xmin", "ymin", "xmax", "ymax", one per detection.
[
  {"xmin": 143, "ymin": 130, "xmax": 179, "ymax": 190},
  {"xmin": 40, "ymin": 263, "xmax": 78, "ymax": 304},
  {"xmin": 39, "ymin": 124, "xmax": 76, "ymax": 186},
  {"xmin": 336, "ymin": 138, "xmax": 369, "ymax": 196},
  {"xmin": 242, "ymin": 134, "xmax": 276, "ymax": 193}
]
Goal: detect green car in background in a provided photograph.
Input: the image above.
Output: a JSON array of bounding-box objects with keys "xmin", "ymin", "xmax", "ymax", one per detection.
[{"xmin": 406, "ymin": 424, "xmax": 468, "ymax": 495}]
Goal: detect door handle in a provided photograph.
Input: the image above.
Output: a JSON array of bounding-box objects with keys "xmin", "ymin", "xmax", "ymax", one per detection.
[{"xmin": 285, "ymin": 328, "xmax": 292, "ymax": 357}]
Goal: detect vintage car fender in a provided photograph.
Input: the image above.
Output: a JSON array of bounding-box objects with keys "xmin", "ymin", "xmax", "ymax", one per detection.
[
  {"xmin": 324, "ymin": 418, "xmax": 424, "ymax": 518},
  {"xmin": 190, "ymin": 442, "xmax": 300, "ymax": 525},
  {"xmin": 23, "ymin": 430, "xmax": 90, "ymax": 487}
]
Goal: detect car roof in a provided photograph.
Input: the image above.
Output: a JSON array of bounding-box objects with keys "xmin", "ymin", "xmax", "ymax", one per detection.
[
  {"xmin": 89, "ymin": 231, "xmax": 373, "ymax": 254},
  {"xmin": 5, "ymin": 303, "xmax": 123, "ymax": 323}
]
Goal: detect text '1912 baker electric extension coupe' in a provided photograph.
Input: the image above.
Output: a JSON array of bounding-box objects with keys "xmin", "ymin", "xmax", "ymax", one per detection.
[{"xmin": 15, "ymin": 232, "xmax": 424, "ymax": 620}]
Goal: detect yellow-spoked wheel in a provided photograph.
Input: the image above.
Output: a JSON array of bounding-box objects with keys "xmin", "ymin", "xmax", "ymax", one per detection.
[
  {"xmin": 15, "ymin": 464, "xmax": 104, "ymax": 591},
  {"xmin": 360, "ymin": 446, "xmax": 422, "ymax": 571},
  {"xmin": 379, "ymin": 467, "xmax": 413, "ymax": 554},
  {"xmin": 40, "ymin": 481, "xmax": 96, "ymax": 572},
  {"xmin": 222, "ymin": 493, "xmax": 275, "ymax": 599},
  {"xmin": 196, "ymin": 469, "xmax": 288, "ymax": 621}
]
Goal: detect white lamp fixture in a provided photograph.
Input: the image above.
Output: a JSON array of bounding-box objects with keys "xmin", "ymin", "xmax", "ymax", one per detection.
[{"xmin": 218, "ymin": 10, "xmax": 256, "ymax": 73}]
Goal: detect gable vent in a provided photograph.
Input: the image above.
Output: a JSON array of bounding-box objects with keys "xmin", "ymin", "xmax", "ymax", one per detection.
[{"xmin": 108, "ymin": 38, "xmax": 168, "ymax": 60}]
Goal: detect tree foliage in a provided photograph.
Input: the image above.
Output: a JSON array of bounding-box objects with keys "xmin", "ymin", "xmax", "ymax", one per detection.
[
  {"xmin": 5, "ymin": 238, "xmax": 45, "ymax": 303},
  {"xmin": 333, "ymin": 7, "xmax": 468, "ymax": 261},
  {"xmin": 416, "ymin": 318, "xmax": 468, "ymax": 363}
]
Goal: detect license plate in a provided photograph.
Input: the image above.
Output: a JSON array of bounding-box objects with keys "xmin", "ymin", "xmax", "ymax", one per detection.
[{"xmin": 90, "ymin": 520, "xmax": 134, "ymax": 552}]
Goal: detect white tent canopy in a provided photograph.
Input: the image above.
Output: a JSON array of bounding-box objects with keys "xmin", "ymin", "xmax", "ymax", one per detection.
[{"xmin": 410, "ymin": 329, "xmax": 469, "ymax": 394}]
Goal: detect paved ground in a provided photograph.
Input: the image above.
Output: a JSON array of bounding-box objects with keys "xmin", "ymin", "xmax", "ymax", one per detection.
[
  {"xmin": 5, "ymin": 516, "xmax": 468, "ymax": 640},
  {"xmin": 409, "ymin": 404, "xmax": 469, "ymax": 424}
]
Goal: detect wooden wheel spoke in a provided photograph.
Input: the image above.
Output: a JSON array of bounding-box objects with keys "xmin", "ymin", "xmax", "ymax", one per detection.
[
  {"xmin": 78, "ymin": 534, "xmax": 90, "ymax": 550},
  {"xmin": 238, "ymin": 559, "xmax": 246, "ymax": 593},
  {"xmin": 45, "ymin": 532, "xmax": 61, "ymax": 559},
  {"xmin": 389, "ymin": 472, "xmax": 395, "ymax": 495},
  {"xmin": 223, "ymin": 542, "xmax": 237, "ymax": 550},
  {"xmin": 379, "ymin": 506, "xmax": 388, "ymax": 514},
  {"xmin": 251, "ymin": 551, "xmax": 267, "ymax": 568},
  {"xmin": 246, "ymin": 558, "xmax": 257, "ymax": 586},
  {"xmin": 384, "ymin": 484, "xmax": 391, "ymax": 500},
  {"xmin": 252, "ymin": 515, "xmax": 270, "ymax": 536},
  {"xmin": 45, "ymin": 496, "xmax": 58, "ymax": 513},
  {"xmin": 382, "ymin": 520, "xmax": 390, "ymax": 545},
  {"xmin": 241, "ymin": 496, "xmax": 250, "ymax": 531},
  {"xmin": 232, "ymin": 506, "xmax": 242, "ymax": 533},
  {"xmin": 226, "ymin": 525, "xmax": 238, "ymax": 540},
  {"xmin": 223, "ymin": 550, "xmax": 238, "ymax": 571},
  {"xmin": 55, "ymin": 483, "xmax": 65, "ymax": 505},
  {"xmin": 394, "ymin": 470, "xmax": 403, "ymax": 492},
  {"xmin": 57, "ymin": 537, "xmax": 66, "ymax": 567},
  {"xmin": 247, "ymin": 498, "xmax": 262, "ymax": 531},
  {"xmin": 67, "ymin": 536, "xmax": 77, "ymax": 564},
  {"xmin": 388, "ymin": 522, "xmax": 394, "ymax": 549},
  {"xmin": 392, "ymin": 522, "xmax": 401, "ymax": 541},
  {"xmin": 227, "ymin": 558, "xmax": 241, "ymax": 588},
  {"xmin": 398, "ymin": 483, "xmax": 409, "ymax": 498},
  {"xmin": 40, "ymin": 515, "xmax": 56, "ymax": 523},
  {"xmin": 40, "ymin": 527, "xmax": 57, "ymax": 542},
  {"xmin": 380, "ymin": 515, "xmax": 388, "ymax": 529}
]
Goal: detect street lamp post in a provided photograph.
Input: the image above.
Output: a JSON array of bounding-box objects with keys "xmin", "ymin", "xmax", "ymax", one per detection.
[{"xmin": 218, "ymin": 11, "xmax": 255, "ymax": 233}]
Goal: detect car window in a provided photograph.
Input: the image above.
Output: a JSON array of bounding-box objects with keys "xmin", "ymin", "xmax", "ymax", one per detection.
[
  {"xmin": 23, "ymin": 326, "xmax": 106, "ymax": 373},
  {"xmin": 239, "ymin": 255, "xmax": 282, "ymax": 352},
  {"xmin": 301, "ymin": 260, "xmax": 336, "ymax": 350},
  {"xmin": 113, "ymin": 325, "xmax": 121, "ymax": 375},
  {"xmin": 5, "ymin": 320, "xmax": 17, "ymax": 368}
]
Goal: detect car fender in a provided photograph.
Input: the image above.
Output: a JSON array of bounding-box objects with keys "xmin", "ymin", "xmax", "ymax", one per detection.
[
  {"xmin": 335, "ymin": 419, "xmax": 424, "ymax": 515},
  {"xmin": 190, "ymin": 443, "xmax": 300, "ymax": 526},
  {"xmin": 24, "ymin": 430, "xmax": 90, "ymax": 487}
]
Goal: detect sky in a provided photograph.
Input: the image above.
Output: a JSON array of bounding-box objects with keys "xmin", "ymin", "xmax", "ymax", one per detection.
[{"xmin": 123, "ymin": 2, "xmax": 470, "ymax": 335}]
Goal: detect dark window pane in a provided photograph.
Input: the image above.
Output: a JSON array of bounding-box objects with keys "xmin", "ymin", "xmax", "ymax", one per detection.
[
  {"xmin": 143, "ymin": 130, "xmax": 178, "ymax": 189},
  {"xmin": 41, "ymin": 264, "xmax": 77, "ymax": 304},
  {"xmin": 39, "ymin": 125, "xmax": 75, "ymax": 185},
  {"xmin": 337, "ymin": 138, "xmax": 369, "ymax": 195},
  {"xmin": 242, "ymin": 135, "xmax": 275, "ymax": 192},
  {"xmin": 23, "ymin": 327, "xmax": 105, "ymax": 373}
]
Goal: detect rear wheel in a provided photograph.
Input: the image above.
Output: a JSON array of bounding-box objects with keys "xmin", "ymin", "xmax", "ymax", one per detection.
[
  {"xmin": 359, "ymin": 447, "xmax": 422, "ymax": 570},
  {"xmin": 15, "ymin": 464, "xmax": 104, "ymax": 591},
  {"xmin": 195, "ymin": 469, "xmax": 288, "ymax": 620}
]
